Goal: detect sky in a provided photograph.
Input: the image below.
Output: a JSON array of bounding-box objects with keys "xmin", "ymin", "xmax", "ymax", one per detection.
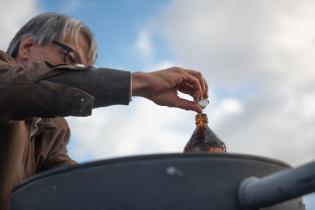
[{"xmin": 0, "ymin": 0, "xmax": 314, "ymax": 208}]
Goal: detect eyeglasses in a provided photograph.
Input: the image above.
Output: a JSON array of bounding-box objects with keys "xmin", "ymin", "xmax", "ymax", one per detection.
[{"xmin": 52, "ymin": 40, "xmax": 82, "ymax": 65}]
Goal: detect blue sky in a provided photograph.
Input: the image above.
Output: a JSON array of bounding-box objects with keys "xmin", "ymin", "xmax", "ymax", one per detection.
[
  {"xmin": 0, "ymin": 0, "xmax": 314, "ymax": 208},
  {"xmin": 39, "ymin": 0, "xmax": 173, "ymax": 70}
]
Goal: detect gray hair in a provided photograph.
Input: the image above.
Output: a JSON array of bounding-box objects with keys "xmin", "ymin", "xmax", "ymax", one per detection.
[{"xmin": 7, "ymin": 12, "xmax": 97, "ymax": 66}]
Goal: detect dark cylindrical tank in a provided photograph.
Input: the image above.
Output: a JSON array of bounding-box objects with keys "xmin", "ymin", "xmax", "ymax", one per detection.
[{"xmin": 11, "ymin": 154, "xmax": 312, "ymax": 210}]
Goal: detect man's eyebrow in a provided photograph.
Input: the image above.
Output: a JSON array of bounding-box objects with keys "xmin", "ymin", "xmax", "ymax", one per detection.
[{"xmin": 52, "ymin": 40, "xmax": 74, "ymax": 51}]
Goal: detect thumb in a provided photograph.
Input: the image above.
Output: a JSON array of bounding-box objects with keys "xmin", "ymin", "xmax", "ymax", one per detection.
[{"xmin": 173, "ymin": 97, "xmax": 203, "ymax": 113}]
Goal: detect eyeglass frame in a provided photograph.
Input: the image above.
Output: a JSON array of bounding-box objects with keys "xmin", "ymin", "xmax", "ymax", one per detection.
[{"xmin": 52, "ymin": 40, "xmax": 82, "ymax": 65}]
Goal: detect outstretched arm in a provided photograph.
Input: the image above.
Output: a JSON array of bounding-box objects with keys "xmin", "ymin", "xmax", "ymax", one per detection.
[{"xmin": 0, "ymin": 50, "xmax": 208, "ymax": 122}]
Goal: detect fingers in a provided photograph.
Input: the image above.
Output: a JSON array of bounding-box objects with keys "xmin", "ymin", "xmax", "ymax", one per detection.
[
  {"xmin": 182, "ymin": 73, "xmax": 202, "ymax": 101},
  {"xmin": 142, "ymin": 66, "xmax": 209, "ymax": 113},
  {"xmin": 177, "ymin": 82, "xmax": 195, "ymax": 96},
  {"xmin": 186, "ymin": 69, "xmax": 208, "ymax": 100},
  {"xmin": 175, "ymin": 67, "xmax": 209, "ymax": 101},
  {"xmin": 173, "ymin": 97, "xmax": 203, "ymax": 113}
]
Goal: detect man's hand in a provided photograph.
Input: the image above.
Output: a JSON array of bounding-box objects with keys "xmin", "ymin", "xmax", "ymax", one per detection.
[{"xmin": 131, "ymin": 67, "xmax": 208, "ymax": 113}]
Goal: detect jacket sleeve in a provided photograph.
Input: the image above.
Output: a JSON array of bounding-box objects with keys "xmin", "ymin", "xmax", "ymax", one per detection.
[
  {"xmin": 48, "ymin": 67, "xmax": 131, "ymax": 108},
  {"xmin": 0, "ymin": 51, "xmax": 131, "ymax": 123}
]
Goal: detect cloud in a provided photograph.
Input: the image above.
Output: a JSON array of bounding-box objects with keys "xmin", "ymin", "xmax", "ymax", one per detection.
[
  {"xmin": 67, "ymin": 0, "xmax": 315, "ymax": 167},
  {"xmin": 145, "ymin": 0, "xmax": 315, "ymax": 166},
  {"xmin": 67, "ymin": 99, "xmax": 197, "ymax": 162},
  {"xmin": 0, "ymin": 0, "xmax": 38, "ymax": 50},
  {"xmin": 134, "ymin": 29, "xmax": 154, "ymax": 60},
  {"xmin": 155, "ymin": 0, "xmax": 315, "ymax": 88},
  {"xmin": 67, "ymin": 94, "xmax": 244, "ymax": 163}
]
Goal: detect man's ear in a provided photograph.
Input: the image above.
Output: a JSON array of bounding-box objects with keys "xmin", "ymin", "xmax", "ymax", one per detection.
[{"xmin": 17, "ymin": 36, "xmax": 35, "ymax": 60}]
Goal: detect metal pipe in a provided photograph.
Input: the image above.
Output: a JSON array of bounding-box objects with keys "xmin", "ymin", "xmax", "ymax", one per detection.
[{"xmin": 238, "ymin": 160, "xmax": 315, "ymax": 210}]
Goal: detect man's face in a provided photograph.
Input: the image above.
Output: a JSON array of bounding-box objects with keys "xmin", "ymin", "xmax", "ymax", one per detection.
[{"xmin": 16, "ymin": 32, "xmax": 89, "ymax": 66}]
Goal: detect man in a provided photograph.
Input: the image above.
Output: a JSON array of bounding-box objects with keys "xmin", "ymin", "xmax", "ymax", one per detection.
[{"xmin": 0, "ymin": 12, "xmax": 208, "ymax": 210}]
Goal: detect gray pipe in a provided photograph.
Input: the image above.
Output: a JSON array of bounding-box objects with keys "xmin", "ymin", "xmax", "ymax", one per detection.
[{"xmin": 238, "ymin": 160, "xmax": 315, "ymax": 210}]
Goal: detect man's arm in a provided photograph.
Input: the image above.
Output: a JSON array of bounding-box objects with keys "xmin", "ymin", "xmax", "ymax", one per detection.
[
  {"xmin": 48, "ymin": 67, "xmax": 131, "ymax": 108},
  {"xmin": 48, "ymin": 67, "xmax": 208, "ymax": 113},
  {"xmin": 0, "ymin": 51, "xmax": 208, "ymax": 123},
  {"xmin": 0, "ymin": 51, "xmax": 130, "ymax": 123}
]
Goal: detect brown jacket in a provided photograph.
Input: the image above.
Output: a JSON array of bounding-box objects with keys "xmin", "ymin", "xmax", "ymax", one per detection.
[{"xmin": 0, "ymin": 51, "xmax": 131, "ymax": 210}]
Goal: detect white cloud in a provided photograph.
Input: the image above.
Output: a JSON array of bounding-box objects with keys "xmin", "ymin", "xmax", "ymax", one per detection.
[
  {"xmin": 0, "ymin": 0, "xmax": 38, "ymax": 50},
  {"xmin": 67, "ymin": 93, "xmax": 244, "ymax": 165},
  {"xmin": 67, "ymin": 0, "xmax": 315, "ymax": 167},
  {"xmin": 146, "ymin": 0, "xmax": 315, "ymax": 167},
  {"xmin": 145, "ymin": 60, "xmax": 175, "ymax": 71},
  {"xmin": 67, "ymin": 98, "xmax": 197, "ymax": 162},
  {"xmin": 218, "ymin": 98, "xmax": 243, "ymax": 115},
  {"xmin": 155, "ymin": 0, "xmax": 315, "ymax": 89},
  {"xmin": 300, "ymin": 94, "xmax": 315, "ymax": 120},
  {"xmin": 134, "ymin": 29, "xmax": 153, "ymax": 60}
]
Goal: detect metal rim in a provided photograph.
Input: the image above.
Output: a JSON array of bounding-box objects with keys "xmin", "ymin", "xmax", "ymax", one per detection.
[{"xmin": 13, "ymin": 153, "xmax": 291, "ymax": 192}]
